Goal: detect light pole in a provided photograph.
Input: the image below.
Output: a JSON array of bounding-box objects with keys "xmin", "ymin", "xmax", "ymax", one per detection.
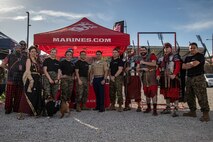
[{"xmin": 26, "ymin": 11, "xmax": 30, "ymax": 48}]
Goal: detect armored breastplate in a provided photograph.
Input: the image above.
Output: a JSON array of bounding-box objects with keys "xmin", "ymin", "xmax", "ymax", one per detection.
[
  {"xmin": 159, "ymin": 55, "xmax": 174, "ymax": 74},
  {"xmin": 166, "ymin": 56, "xmax": 174, "ymax": 74}
]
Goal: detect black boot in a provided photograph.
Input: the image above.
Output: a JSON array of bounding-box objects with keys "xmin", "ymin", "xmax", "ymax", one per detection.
[
  {"xmin": 144, "ymin": 103, "xmax": 151, "ymax": 113},
  {"xmin": 123, "ymin": 106, "xmax": 131, "ymax": 111},
  {"xmin": 152, "ymin": 104, "xmax": 158, "ymax": 116}
]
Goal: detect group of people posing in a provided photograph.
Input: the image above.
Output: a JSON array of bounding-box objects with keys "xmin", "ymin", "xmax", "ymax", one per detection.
[{"xmin": 0, "ymin": 41, "xmax": 210, "ymax": 122}]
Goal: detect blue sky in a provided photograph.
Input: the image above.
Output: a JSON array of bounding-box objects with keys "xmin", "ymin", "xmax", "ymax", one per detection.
[{"xmin": 0, "ymin": 0, "xmax": 213, "ymax": 54}]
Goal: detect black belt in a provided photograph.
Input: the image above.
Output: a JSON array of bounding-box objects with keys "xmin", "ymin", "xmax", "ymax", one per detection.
[{"xmin": 94, "ymin": 75, "xmax": 104, "ymax": 78}]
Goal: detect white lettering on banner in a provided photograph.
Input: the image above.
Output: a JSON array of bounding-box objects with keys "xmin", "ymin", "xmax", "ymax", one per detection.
[
  {"xmin": 53, "ymin": 38, "xmax": 111, "ymax": 43},
  {"xmin": 69, "ymin": 22, "xmax": 97, "ymax": 32}
]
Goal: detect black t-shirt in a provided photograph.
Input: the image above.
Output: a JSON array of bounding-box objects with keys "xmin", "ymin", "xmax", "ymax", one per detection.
[
  {"xmin": 184, "ymin": 52, "xmax": 205, "ymax": 77},
  {"xmin": 60, "ymin": 59, "xmax": 75, "ymax": 76},
  {"xmin": 110, "ymin": 58, "xmax": 124, "ymax": 76},
  {"xmin": 43, "ymin": 58, "xmax": 60, "ymax": 73},
  {"xmin": 75, "ymin": 60, "xmax": 89, "ymax": 77}
]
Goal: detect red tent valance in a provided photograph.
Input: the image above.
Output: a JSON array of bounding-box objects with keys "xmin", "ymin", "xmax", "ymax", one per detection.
[{"xmin": 34, "ymin": 17, "xmax": 130, "ymax": 57}]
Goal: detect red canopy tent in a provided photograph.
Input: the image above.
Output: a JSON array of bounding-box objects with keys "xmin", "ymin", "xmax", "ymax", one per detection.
[{"xmin": 34, "ymin": 17, "xmax": 130, "ymax": 57}]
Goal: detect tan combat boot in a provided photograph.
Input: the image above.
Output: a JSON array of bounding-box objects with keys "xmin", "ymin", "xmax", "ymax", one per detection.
[
  {"xmin": 118, "ymin": 104, "xmax": 123, "ymax": 112},
  {"xmin": 76, "ymin": 104, "xmax": 81, "ymax": 112},
  {"xmin": 183, "ymin": 111, "xmax": 197, "ymax": 117},
  {"xmin": 81, "ymin": 104, "xmax": 90, "ymax": 110},
  {"xmin": 200, "ymin": 112, "xmax": 210, "ymax": 122},
  {"xmin": 108, "ymin": 103, "xmax": 116, "ymax": 111}
]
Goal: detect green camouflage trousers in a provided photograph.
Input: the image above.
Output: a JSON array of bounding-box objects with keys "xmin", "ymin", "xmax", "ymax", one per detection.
[
  {"xmin": 61, "ymin": 76, "xmax": 74, "ymax": 101},
  {"xmin": 43, "ymin": 71, "xmax": 59, "ymax": 98},
  {"xmin": 76, "ymin": 77, "xmax": 88, "ymax": 104},
  {"xmin": 109, "ymin": 76, "xmax": 123, "ymax": 105},
  {"xmin": 185, "ymin": 74, "xmax": 210, "ymax": 112}
]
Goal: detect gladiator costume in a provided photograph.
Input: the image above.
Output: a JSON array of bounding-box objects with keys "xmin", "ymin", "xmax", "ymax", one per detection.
[
  {"xmin": 157, "ymin": 53, "xmax": 181, "ymax": 117},
  {"xmin": 140, "ymin": 53, "xmax": 158, "ymax": 115},
  {"xmin": 123, "ymin": 53, "xmax": 141, "ymax": 112},
  {"xmin": 3, "ymin": 51, "xmax": 27, "ymax": 114}
]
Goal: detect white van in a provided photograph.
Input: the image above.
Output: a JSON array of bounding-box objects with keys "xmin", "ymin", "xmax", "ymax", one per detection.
[{"xmin": 204, "ymin": 74, "xmax": 213, "ymax": 87}]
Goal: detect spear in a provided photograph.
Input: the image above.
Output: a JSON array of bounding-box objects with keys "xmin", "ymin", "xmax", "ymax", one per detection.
[
  {"xmin": 196, "ymin": 35, "xmax": 212, "ymax": 64},
  {"xmin": 147, "ymin": 40, "xmax": 151, "ymax": 55},
  {"xmin": 157, "ymin": 33, "xmax": 164, "ymax": 57}
]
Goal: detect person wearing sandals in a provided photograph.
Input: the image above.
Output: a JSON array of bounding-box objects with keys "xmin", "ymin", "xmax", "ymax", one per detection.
[
  {"xmin": 136, "ymin": 46, "xmax": 158, "ymax": 116},
  {"xmin": 18, "ymin": 46, "xmax": 43, "ymax": 119},
  {"xmin": 157, "ymin": 43, "xmax": 181, "ymax": 117},
  {"xmin": 1, "ymin": 42, "xmax": 27, "ymax": 114},
  {"xmin": 123, "ymin": 48, "xmax": 142, "ymax": 112}
]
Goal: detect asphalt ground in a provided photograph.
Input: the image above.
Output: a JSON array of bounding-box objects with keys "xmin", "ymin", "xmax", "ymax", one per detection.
[{"xmin": 0, "ymin": 88, "xmax": 213, "ymax": 142}]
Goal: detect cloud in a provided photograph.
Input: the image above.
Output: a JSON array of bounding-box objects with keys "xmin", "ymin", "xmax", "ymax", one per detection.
[
  {"xmin": 0, "ymin": 16, "xmax": 26, "ymax": 21},
  {"xmin": 31, "ymin": 15, "xmax": 44, "ymax": 21},
  {"xmin": 177, "ymin": 20, "xmax": 213, "ymax": 31},
  {"xmin": 36, "ymin": 10, "xmax": 92, "ymax": 20},
  {"xmin": 0, "ymin": 9, "xmax": 92, "ymax": 22},
  {"xmin": 0, "ymin": 6, "xmax": 24, "ymax": 13},
  {"xmin": 13, "ymin": 16, "xmax": 27, "ymax": 20}
]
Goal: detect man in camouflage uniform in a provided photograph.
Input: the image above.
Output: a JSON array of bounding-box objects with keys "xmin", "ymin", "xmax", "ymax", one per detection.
[
  {"xmin": 60, "ymin": 49, "xmax": 75, "ymax": 102},
  {"xmin": 43, "ymin": 48, "xmax": 60, "ymax": 99},
  {"xmin": 75, "ymin": 51, "xmax": 90, "ymax": 112},
  {"xmin": 109, "ymin": 48, "xmax": 124, "ymax": 112},
  {"xmin": 182, "ymin": 42, "xmax": 210, "ymax": 122}
]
